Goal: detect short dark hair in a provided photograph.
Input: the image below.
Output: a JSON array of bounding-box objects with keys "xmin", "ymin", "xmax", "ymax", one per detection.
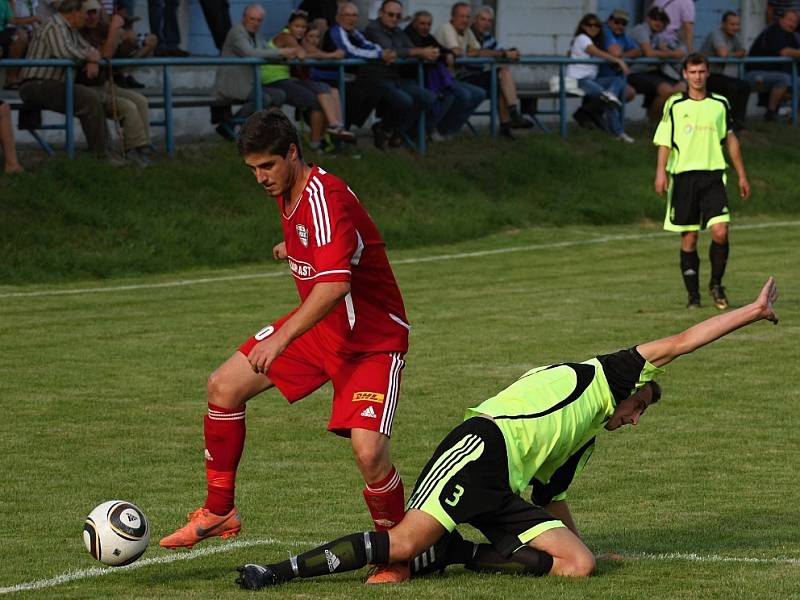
[
  {"xmin": 451, "ymin": 2, "xmax": 469, "ymax": 17},
  {"xmin": 683, "ymin": 52, "xmax": 709, "ymax": 70},
  {"xmin": 647, "ymin": 380, "xmax": 661, "ymax": 405},
  {"xmin": 237, "ymin": 109, "xmax": 302, "ymax": 160},
  {"xmin": 647, "ymin": 6, "xmax": 670, "ymax": 25},
  {"xmin": 721, "ymin": 10, "xmax": 739, "ymax": 23},
  {"xmin": 381, "ymin": 0, "xmax": 402, "ymax": 10}
]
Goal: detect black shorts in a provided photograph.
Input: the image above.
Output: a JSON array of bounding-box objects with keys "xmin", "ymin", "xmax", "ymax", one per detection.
[
  {"xmin": 458, "ymin": 69, "xmax": 493, "ymax": 92},
  {"xmin": 628, "ymin": 70, "xmax": 679, "ymax": 104},
  {"xmin": 406, "ymin": 417, "xmax": 564, "ymax": 557},
  {"xmin": 0, "ymin": 27, "xmax": 16, "ymax": 58},
  {"xmin": 665, "ymin": 170, "xmax": 730, "ymax": 232}
]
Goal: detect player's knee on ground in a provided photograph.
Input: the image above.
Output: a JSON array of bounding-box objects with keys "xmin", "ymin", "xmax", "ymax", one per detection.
[{"xmin": 556, "ymin": 548, "xmax": 595, "ymax": 577}]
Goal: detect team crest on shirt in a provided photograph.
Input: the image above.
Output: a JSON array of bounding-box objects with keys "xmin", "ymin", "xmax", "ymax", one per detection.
[{"xmin": 296, "ymin": 224, "xmax": 309, "ymax": 247}]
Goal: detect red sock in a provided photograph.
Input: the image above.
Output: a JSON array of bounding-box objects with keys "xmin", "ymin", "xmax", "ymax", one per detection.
[
  {"xmin": 363, "ymin": 466, "xmax": 405, "ymax": 531},
  {"xmin": 203, "ymin": 403, "xmax": 246, "ymax": 516}
]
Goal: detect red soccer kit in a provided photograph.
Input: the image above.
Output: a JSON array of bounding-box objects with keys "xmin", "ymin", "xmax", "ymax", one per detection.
[{"xmin": 239, "ymin": 165, "xmax": 410, "ymax": 437}]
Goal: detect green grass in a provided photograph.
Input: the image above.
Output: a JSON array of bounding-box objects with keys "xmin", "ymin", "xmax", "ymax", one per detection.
[
  {"xmin": 1, "ymin": 219, "xmax": 798, "ymax": 598},
  {"xmin": 1, "ymin": 122, "xmax": 799, "ymax": 285}
]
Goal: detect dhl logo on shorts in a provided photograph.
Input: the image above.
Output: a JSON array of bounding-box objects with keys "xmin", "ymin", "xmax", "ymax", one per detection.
[{"xmin": 352, "ymin": 392, "xmax": 385, "ymax": 403}]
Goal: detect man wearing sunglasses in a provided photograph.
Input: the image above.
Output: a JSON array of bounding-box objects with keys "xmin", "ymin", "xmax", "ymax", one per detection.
[{"xmin": 598, "ymin": 8, "xmax": 640, "ymax": 102}]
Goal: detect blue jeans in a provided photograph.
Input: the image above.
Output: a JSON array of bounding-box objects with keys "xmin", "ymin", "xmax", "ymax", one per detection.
[
  {"xmin": 437, "ymin": 81, "xmax": 486, "ymax": 135},
  {"xmin": 374, "ymin": 79, "xmax": 436, "ymax": 134},
  {"xmin": 578, "ymin": 75, "xmax": 626, "ymax": 136},
  {"xmin": 148, "ymin": 0, "xmax": 180, "ymax": 50}
]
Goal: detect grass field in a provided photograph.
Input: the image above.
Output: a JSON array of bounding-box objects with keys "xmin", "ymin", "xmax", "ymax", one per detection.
[{"xmin": 1, "ymin": 218, "xmax": 799, "ymax": 599}]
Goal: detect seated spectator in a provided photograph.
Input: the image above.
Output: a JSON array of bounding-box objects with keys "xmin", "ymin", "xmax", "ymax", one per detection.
[
  {"xmin": 364, "ymin": 0, "xmax": 438, "ymax": 147},
  {"xmin": 653, "ymin": 0, "xmax": 695, "ymax": 52},
  {"xmin": 0, "ymin": 0, "xmax": 40, "ymax": 89},
  {"xmin": 213, "ymin": 4, "xmax": 288, "ymax": 140},
  {"xmin": 746, "ymin": 9, "xmax": 800, "ymax": 121},
  {"xmin": 270, "ymin": 9, "xmax": 355, "ymax": 144},
  {"xmin": 405, "ymin": 9, "xmax": 485, "ymax": 137},
  {"xmin": 107, "ymin": 1, "xmax": 157, "ymax": 88},
  {"xmin": 700, "ymin": 11, "xmax": 750, "ymax": 129},
  {"xmin": 326, "ymin": 2, "xmax": 401, "ymax": 148},
  {"xmin": 567, "ymin": 13, "xmax": 633, "ymax": 143},
  {"xmin": 436, "ymin": 2, "xmax": 531, "ymax": 138},
  {"xmin": 627, "ymin": 6, "xmax": 686, "ymax": 121},
  {"xmin": 19, "ymin": 0, "xmax": 124, "ymax": 165},
  {"xmin": 80, "ymin": 0, "xmax": 154, "ymax": 166},
  {"xmin": 0, "ymin": 99, "xmax": 24, "ymax": 173},
  {"xmin": 599, "ymin": 8, "xmax": 640, "ymax": 102}
]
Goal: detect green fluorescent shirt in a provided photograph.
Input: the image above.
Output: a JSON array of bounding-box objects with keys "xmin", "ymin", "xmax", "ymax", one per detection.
[
  {"xmin": 465, "ymin": 350, "xmax": 663, "ymax": 496},
  {"xmin": 653, "ymin": 92, "xmax": 733, "ymax": 174}
]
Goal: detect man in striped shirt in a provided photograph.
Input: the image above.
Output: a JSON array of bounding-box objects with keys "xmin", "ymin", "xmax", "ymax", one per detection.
[
  {"xmin": 162, "ymin": 108, "xmax": 411, "ymax": 583},
  {"xmin": 19, "ymin": 0, "xmax": 113, "ymax": 160}
]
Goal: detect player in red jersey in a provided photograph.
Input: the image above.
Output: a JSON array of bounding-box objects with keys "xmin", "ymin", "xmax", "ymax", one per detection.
[{"xmin": 161, "ymin": 109, "xmax": 411, "ymax": 581}]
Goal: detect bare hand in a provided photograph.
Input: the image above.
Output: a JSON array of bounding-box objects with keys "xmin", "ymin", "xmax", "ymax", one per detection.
[
  {"xmin": 332, "ymin": 48, "xmax": 345, "ymax": 59},
  {"xmin": 84, "ymin": 62, "xmax": 100, "ymax": 79},
  {"xmin": 109, "ymin": 14, "xmax": 125, "ymax": 29},
  {"xmin": 294, "ymin": 46, "xmax": 307, "ymax": 60},
  {"xmin": 654, "ymin": 170, "xmax": 669, "ymax": 195},
  {"xmin": 272, "ymin": 241, "xmax": 287, "ymax": 260},
  {"xmin": 755, "ymin": 277, "xmax": 779, "ymax": 324},
  {"xmin": 739, "ymin": 176, "xmax": 751, "ymax": 200},
  {"xmin": 383, "ymin": 49, "xmax": 397, "ymax": 64},
  {"xmin": 505, "ymin": 48, "xmax": 521, "ymax": 60},
  {"xmin": 617, "ymin": 59, "xmax": 630, "ymax": 75},
  {"xmin": 424, "ymin": 46, "xmax": 440, "ymax": 61},
  {"xmin": 86, "ymin": 47, "xmax": 101, "ymax": 62},
  {"xmin": 247, "ymin": 335, "xmax": 287, "ymax": 374}
]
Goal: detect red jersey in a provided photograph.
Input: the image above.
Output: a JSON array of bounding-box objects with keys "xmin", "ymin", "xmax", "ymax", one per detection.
[{"xmin": 278, "ymin": 165, "xmax": 409, "ymax": 355}]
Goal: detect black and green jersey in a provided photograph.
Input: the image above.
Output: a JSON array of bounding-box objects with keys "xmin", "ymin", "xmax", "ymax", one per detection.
[
  {"xmin": 653, "ymin": 92, "xmax": 733, "ymax": 174},
  {"xmin": 465, "ymin": 348, "xmax": 662, "ymax": 499}
]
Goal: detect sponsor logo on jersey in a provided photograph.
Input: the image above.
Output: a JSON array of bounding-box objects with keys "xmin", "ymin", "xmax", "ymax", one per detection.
[
  {"xmin": 324, "ymin": 549, "xmax": 341, "ymax": 572},
  {"xmin": 288, "ymin": 257, "xmax": 316, "ymax": 279},
  {"xmin": 360, "ymin": 406, "xmax": 377, "ymax": 419},
  {"xmin": 296, "ymin": 224, "xmax": 309, "ymax": 247},
  {"xmin": 352, "ymin": 391, "xmax": 385, "ymax": 403}
]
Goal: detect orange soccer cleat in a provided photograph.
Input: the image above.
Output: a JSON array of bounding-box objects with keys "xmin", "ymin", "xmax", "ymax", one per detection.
[
  {"xmin": 365, "ymin": 562, "xmax": 410, "ymax": 584},
  {"xmin": 159, "ymin": 506, "xmax": 241, "ymax": 549}
]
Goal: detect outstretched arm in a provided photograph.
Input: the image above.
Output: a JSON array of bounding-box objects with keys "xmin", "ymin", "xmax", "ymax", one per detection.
[{"xmin": 637, "ymin": 278, "xmax": 779, "ymax": 368}]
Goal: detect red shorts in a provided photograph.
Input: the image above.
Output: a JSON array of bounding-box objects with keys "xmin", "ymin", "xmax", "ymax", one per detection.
[{"xmin": 238, "ymin": 314, "xmax": 405, "ymax": 437}]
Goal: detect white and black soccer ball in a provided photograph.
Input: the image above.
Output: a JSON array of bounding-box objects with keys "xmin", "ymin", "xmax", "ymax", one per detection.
[{"xmin": 83, "ymin": 500, "xmax": 150, "ymax": 566}]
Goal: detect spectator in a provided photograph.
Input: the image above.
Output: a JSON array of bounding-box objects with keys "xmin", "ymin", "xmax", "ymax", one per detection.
[
  {"xmin": 436, "ymin": 2, "xmax": 531, "ymax": 138},
  {"xmin": 628, "ymin": 6, "xmax": 686, "ymax": 121},
  {"xmin": 0, "ymin": 99, "xmax": 24, "ymax": 173},
  {"xmin": 198, "ymin": 0, "xmax": 231, "ymax": 52},
  {"xmin": 213, "ymin": 4, "xmax": 288, "ymax": 140},
  {"xmin": 364, "ymin": 0, "xmax": 438, "ymax": 146},
  {"xmin": 653, "ymin": 0, "xmax": 695, "ymax": 52},
  {"xmin": 746, "ymin": 9, "xmax": 800, "ymax": 121},
  {"xmin": 149, "ymin": 0, "xmax": 188, "ymax": 56},
  {"xmin": 567, "ymin": 13, "xmax": 633, "ymax": 143},
  {"xmin": 298, "ymin": 0, "xmax": 337, "ymax": 29},
  {"xmin": 1, "ymin": 0, "xmax": 40, "ymax": 89},
  {"xmin": 700, "ymin": 11, "xmax": 750, "ymax": 130},
  {"xmin": 108, "ymin": 1, "xmax": 157, "ymax": 88},
  {"xmin": 405, "ymin": 9, "xmax": 485, "ymax": 137},
  {"xmin": 19, "ymin": 0, "xmax": 123, "ymax": 165},
  {"xmin": 326, "ymin": 2, "xmax": 403, "ymax": 149},
  {"xmin": 80, "ymin": 0, "xmax": 154, "ymax": 167},
  {"xmin": 600, "ymin": 8, "xmax": 640, "ymax": 102},
  {"xmin": 269, "ymin": 9, "xmax": 355, "ymax": 145}
]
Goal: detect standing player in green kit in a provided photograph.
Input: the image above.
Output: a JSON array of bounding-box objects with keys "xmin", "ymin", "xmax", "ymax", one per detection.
[{"xmin": 654, "ymin": 53, "xmax": 750, "ymax": 310}]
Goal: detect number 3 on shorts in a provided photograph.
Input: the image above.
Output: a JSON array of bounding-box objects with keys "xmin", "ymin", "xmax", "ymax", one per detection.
[{"xmin": 444, "ymin": 484, "xmax": 465, "ymax": 507}]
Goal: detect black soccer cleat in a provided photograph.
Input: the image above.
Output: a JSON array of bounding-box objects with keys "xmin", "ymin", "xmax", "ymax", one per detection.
[
  {"xmin": 709, "ymin": 285, "xmax": 729, "ymax": 310},
  {"xmin": 687, "ymin": 293, "xmax": 702, "ymax": 309},
  {"xmin": 411, "ymin": 530, "xmax": 466, "ymax": 577},
  {"xmin": 235, "ymin": 564, "xmax": 279, "ymax": 590}
]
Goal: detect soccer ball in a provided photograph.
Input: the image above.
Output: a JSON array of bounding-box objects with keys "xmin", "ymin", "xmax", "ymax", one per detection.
[{"xmin": 83, "ymin": 500, "xmax": 150, "ymax": 566}]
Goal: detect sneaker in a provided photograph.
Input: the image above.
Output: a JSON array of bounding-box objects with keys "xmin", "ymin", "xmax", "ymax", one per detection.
[
  {"xmin": 572, "ymin": 108, "xmax": 595, "ymax": 129},
  {"xmin": 508, "ymin": 113, "xmax": 534, "ymax": 129},
  {"xmin": 126, "ymin": 148, "xmax": 152, "ymax": 168},
  {"xmin": 600, "ymin": 90, "xmax": 622, "ymax": 107},
  {"xmin": 764, "ymin": 110, "xmax": 777, "ymax": 122},
  {"xmin": 687, "ymin": 293, "xmax": 701, "ymax": 309},
  {"xmin": 160, "ymin": 506, "xmax": 241, "ymax": 549},
  {"xmin": 616, "ymin": 132, "xmax": 635, "ymax": 144},
  {"xmin": 325, "ymin": 125, "xmax": 356, "ymax": 143},
  {"xmin": 709, "ymin": 285, "xmax": 729, "ymax": 310},
  {"xmin": 215, "ymin": 123, "xmax": 236, "ymax": 141},
  {"xmin": 499, "ymin": 124, "xmax": 516, "ymax": 139},
  {"xmin": 365, "ymin": 562, "xmax": 410, "ymax": 584},
  {"xmin": 235, "ymin": 564, "xmax": 279, "ymax": 590}
]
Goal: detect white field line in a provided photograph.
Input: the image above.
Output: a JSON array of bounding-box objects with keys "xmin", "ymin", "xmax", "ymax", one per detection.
[
  {"xmin": 2, "ymin": 220, "xmax": 799, "ymax": 300},
  {"xmin": 1, "ymin": 540, "xmax": 797, "ymax": 595}
]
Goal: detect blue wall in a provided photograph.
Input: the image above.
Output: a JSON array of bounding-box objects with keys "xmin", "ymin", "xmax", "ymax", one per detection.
[{"xmin": 187, "ymin": 0, "xmax": 299, "ymax": 55}]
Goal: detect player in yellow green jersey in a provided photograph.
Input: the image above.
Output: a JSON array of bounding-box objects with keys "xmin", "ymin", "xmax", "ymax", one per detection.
[
  {"xmin": 654, "ymin": 53, "xmax": 750, "ymax": 310},
  {"xmin": 236, "ymin": 277, "xmax": 779, "ymax": 589}
]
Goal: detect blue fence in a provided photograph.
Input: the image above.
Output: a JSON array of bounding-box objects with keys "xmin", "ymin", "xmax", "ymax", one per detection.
[{"xmin": 1, "ymin": 55, "xmax": 797, "ymax": 157}]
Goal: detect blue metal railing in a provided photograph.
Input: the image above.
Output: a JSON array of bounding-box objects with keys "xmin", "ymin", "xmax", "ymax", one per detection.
[{"xmin": 1, "ymin": 55, "xmax": 797, "ymax": 156}]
